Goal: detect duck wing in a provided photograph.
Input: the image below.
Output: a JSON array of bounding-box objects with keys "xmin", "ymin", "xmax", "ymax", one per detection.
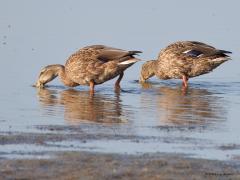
[
  {"xmin": 95, "ymin": 46, "xmax": 142, "ymax": 63},
  {"xmin": 183, "ymin": 41, "xmax": 232, "ymax": 58},
  {"xmin": 82, "ymin": 45, "xmax": 141, "ymax": 63},
  {"xmin": 183, "ymin": 48, "xmax": 232, "ymax": 58}
]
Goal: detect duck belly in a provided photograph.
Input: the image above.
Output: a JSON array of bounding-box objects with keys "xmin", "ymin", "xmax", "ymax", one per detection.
[{"xmin": 188, "ymin": 61, "xmax": 224, "ymax": 78}]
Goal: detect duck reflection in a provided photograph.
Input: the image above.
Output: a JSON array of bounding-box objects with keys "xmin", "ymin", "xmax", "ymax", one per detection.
[
  {"xmin": 141, "ymin": 82, "xmax": 227, "ymax": 126},
  {"xmin": 37, "ymin": 88, "xmax": 126, "ymax": 123},
  {"xmin": 37, "ymin": 88, "xmax": 59, "ymax": 106}
]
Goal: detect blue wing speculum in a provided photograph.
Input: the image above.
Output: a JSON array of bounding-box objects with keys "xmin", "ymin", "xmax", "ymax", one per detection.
[{"xmin": 183, "ymin": 49, "xmax": 203, "ymax": 57}]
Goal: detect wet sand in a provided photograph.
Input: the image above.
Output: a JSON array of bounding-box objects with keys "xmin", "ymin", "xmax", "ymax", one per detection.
[
  {"xmin": 1, "ymin": 151, "xmax": 240, "ymax": 180},
  {"xmin": 1, "ymin": 130, "xmax": 240, "ymax": 180}
]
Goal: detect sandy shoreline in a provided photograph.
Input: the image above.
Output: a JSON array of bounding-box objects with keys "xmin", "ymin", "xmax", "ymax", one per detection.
[
  {"xmin": 1, "ymin": 126, "xmax": 240, "ymax": 179},
  {"xmin": 0, "ymin": 151, "xmax": 240, "ymax": 179}
]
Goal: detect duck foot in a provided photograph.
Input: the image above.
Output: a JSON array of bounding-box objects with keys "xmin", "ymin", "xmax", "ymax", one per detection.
[
  {"xmin": 115, "ymin": 85, "xmax": 121, "ymax": 91},
  {"xmin": 182, "ymin": 75, "xmax": 189, "ymax": 88},
  {"xmin": 89, "ymin": 80, "xmax": 95, "ymax": 95},
  {"xmin": 114, "ymin": 87, "xmax": 122, "ymax": 95},
  {"xmin": 115, "ymin": 72, "xmax": 124, "ymax": 89},
  {"xmin": 181, "ymin": 75, "xmax": 189, "ymax": 94}
]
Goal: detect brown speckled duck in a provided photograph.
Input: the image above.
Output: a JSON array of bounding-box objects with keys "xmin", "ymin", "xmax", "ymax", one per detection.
[
  {"xmin": 35, "ymin": 45, "xmax": 141, "ymax": 93},
  {"xmin": 139, "ymin": 41, "xmax": 231, "ymax": 87}
]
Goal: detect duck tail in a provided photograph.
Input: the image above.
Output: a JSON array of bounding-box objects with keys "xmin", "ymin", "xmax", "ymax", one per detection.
[
  {"xmin": 206, "ymin": 49, "xmax": 232, "ymax": 64},
  {"xmin": 128, "ymin": 51, "xmax": 142, "ymax": 56},
  {"xmin": 211, "ymin": 56, "xmax": 231, "ymax": 63},
  {"xmin": 208, "ymin": 49, "xmax": 232, "ymax": 57},
  {"xmin": 118, "ymin": 58, "xmax": 141, "ymax": 65},
  {"xmin": 217, "ymin": 50, "xmax": 232, "ymax": 54}
]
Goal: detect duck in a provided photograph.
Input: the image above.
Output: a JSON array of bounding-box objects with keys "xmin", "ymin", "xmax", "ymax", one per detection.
[
  {"xmin": 35, "ymin": 45, "xmax": 141, "ymax": 93},
  {"xmin": 139, "ymin": 41, "xmax": 231, "ymax": 87}
]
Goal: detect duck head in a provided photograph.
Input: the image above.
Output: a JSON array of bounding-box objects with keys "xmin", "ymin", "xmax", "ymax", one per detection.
[{"xmin": 139, "ymin": 60, "xmax": 156, "ymax": 82}]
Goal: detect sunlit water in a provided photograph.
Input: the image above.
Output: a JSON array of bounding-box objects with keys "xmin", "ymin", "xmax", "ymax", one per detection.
[
  {"xmin": 1, "ymin": 79, "xmax": 240, "ymax": 160},
  {"xmin": 1, "ymin": 0, "xmax": 240, "ymax": 161}
]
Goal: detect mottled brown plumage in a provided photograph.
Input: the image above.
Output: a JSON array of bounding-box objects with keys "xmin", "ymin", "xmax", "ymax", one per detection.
[
  {"xmin": 35, "ymin": 45, "xmax": 141, "ymax": 92},
  {"xmin": 140, "ymin": 41, "xmax": 231, "ymax": 87}
]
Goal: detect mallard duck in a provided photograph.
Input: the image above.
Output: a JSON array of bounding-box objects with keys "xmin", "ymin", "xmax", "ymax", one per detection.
[
  {"xmin": 139, "ymin": 41, "xmax": 231, "ymax": 87},
  {"xmin": 35, "ymin": 45, "xmax": 141, "ymax": 92}
]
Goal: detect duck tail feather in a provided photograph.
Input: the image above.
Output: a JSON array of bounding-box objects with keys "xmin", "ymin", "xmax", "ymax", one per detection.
[
  {"xmin": 128, "ymin": 51, "xmax": 142, "ymax": 56},
  {"xmin": 118, "ymin": 58, "xmax": 141, "ymax": 65},
  {"xmin": 217, "ymin": 50, "xmax": 232, "ymax": 54}
]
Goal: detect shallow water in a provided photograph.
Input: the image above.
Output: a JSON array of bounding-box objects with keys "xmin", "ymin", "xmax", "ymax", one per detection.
[
  {"xmin": 1, "ymin": 0, "xmax": 240, "ymax": 161},
  {"xmin": 1, "ymin": 80, "xmax": 240, "ymax": 161}
]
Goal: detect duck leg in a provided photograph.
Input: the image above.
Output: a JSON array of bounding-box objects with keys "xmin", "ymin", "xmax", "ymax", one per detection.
[
  {"xmin": 115, "ymin": 72, "xmax": 124, "ymax": 89},
  {"xmin": 89, "ymin": 80, "xmax": 95, "ymax": 94},
  {"xmin": 182, "ymin": 75, "xmax": 189, "ymax": 88}
]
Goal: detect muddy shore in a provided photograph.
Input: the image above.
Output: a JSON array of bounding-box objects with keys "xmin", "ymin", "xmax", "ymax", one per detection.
[
  {"xmin": 1, "ymin": 125, "xmax": 240, "ymax": 179},
  {"xmin": 1, "ymin": 151, "xmax": 240, "ymax": 180}
]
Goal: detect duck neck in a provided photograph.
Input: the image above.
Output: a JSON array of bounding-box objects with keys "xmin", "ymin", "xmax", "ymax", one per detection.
[
  {"xmin": 57, "ymin": 65, "xmax": 79, "ymax": 87},
  {"xmin": 139, "ymin": 60, "xmax": 156, "ymax": 82}
]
